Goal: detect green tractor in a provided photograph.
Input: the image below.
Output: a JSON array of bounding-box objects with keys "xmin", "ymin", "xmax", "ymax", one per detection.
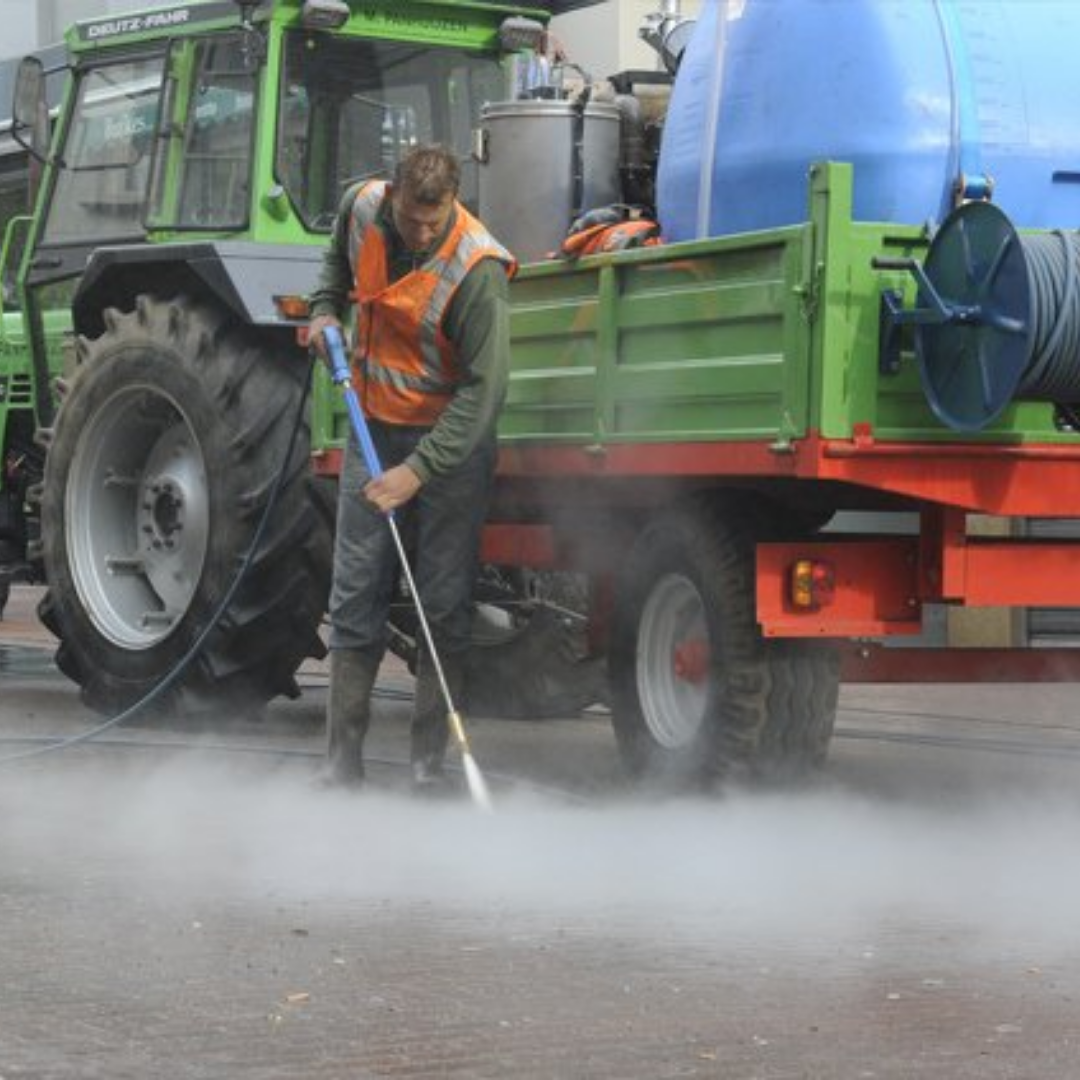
[{"xmin": 4, "ymin": 0, "xmax": 567, "ymax": 714}]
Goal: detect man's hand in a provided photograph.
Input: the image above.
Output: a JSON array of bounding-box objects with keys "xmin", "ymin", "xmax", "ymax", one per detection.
[
  {"xmin": 308, "ymin": 314, "xmax": 343, "ymax": 361},
  {"xmin": 363, "ymin": 463, "xmax": 422, "ymax": 514}
]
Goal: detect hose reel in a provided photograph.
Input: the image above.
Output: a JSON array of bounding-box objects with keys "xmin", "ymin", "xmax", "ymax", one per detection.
[{"xmin": 875, "ymin": 200, "xmax": 1080, "ymax": 431}]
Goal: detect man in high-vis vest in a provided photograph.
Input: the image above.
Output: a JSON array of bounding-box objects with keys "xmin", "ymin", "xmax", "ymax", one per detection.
[{"xmin": 308, "ymin": 145, "xmax": 516, "ymax": 790}]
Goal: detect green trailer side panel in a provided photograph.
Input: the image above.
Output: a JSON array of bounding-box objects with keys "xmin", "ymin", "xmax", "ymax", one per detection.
[
  {"xmin": 503, "ymin": 228, "xmax": 814, "ymax": 447},
  {"xmin": 504, "ymin": 264, "xmax": 605, "ymax": 441},
  {"xmin": 610, "ymin": 235, "xmax": 809, "ymax": 442},
  {"xmin": 501, "ymin": 162, "xmax": 1072, "ymax": 459}
]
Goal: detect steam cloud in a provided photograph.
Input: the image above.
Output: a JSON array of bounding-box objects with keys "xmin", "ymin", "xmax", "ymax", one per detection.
[{"xmin": 2, "ymin": 748, "xmax": 1079, "ymax": 950}]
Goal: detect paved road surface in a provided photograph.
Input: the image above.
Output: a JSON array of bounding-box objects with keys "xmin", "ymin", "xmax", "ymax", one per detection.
[{"xmin": 2, "ymin": 586, "xmax": 1079, "ymax": 1078}]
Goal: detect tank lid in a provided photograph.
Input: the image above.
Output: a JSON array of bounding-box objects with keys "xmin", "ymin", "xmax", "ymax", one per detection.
[{"xmin": 481, "ymin": 99, "xmax": 622, "ymax": 120}]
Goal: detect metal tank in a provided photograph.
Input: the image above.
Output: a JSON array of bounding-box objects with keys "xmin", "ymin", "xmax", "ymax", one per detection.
[
  {"xmin": 659, "ymin": 0, "xmax": 1080, "ymax": 240},
  {"xmin": 478, "ymin": 99, "xmax": 622, "ymax": 263}
]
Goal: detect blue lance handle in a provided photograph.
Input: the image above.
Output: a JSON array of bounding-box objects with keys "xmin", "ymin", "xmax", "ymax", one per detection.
[{"xmin": 322, "ymin": 324, "xmax": 384, "ymax": 482}]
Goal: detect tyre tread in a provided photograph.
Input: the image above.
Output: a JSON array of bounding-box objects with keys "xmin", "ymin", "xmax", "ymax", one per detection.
[{"xmin": 37, "ymin": 295, "xmax": 331, "ymax": 716}]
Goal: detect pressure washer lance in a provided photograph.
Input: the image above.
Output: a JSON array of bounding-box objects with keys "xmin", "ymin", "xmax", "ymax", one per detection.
[{"xmin": 322, "ymin": 325, "xmax": 493, "ymax": 812}]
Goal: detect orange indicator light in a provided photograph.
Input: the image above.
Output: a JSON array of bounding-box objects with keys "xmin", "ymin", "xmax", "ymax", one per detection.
[
  {"xmin": 790, "ymin": 559, "xmax": 835, "ymax": 610},
  {"xmin": 274, "ymin": 294, "xmax": 310, "ymax": 320}
]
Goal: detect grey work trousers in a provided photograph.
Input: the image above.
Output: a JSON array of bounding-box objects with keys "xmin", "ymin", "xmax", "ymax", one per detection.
[{"xmin": 327, "ymin": 420, "xmax": 495, "ymax": 661}]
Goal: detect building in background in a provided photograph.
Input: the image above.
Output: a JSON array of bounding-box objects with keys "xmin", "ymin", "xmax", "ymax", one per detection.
[
  {"xmin": 0, "ymin": 0, "xmax": 131, "ymax": 54},
  {"xmin": 551, "ymin": 0, "xmax": 700, "ymax": 83}
]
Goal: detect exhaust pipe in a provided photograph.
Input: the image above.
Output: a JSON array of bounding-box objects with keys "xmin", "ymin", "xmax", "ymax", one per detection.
[{"xmin": 639, "ymin": 1, "xmax": 696, "ymax": 74}]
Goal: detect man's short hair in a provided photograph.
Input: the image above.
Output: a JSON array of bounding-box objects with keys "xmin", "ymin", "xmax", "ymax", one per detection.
[{"xmin": 393, "ymin": 145, "xmax": 461, "ymax": 205}]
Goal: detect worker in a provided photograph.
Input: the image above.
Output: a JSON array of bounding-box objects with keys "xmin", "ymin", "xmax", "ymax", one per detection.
[{"xmin": 308, "ymin": 144, "xmax": 516, "ymax": 791}]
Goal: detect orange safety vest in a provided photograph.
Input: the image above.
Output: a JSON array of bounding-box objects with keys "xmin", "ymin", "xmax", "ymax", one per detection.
[{"xmin": 347, "ymin": 181, "xmax": 516, "ymax": 426}]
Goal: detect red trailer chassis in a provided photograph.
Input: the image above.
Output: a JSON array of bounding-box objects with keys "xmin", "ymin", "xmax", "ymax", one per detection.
[{"xmin": 474, "ymin": 425, "xmax": 1080, "ymax": 681}]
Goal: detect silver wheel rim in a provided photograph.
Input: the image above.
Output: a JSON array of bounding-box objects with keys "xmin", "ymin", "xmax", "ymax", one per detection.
[
  {"xmin": 66, "ymin": 384, "xmax": 210, "ymax": 649},
  {"xmin": 636, "ymin": 572, "xmax": 709, "ymax": 749}
]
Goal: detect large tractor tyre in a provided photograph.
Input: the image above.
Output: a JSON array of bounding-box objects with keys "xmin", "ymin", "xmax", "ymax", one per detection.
[
  {"xmin": 37, "ymin": 295, "xmax": 331, "ymax": 716},
  {"xmin": 754, "ymin": 639, "xmax": 840, "ymax": 782},
  {"xmin": 608, "ymin": 504, "xmax": 772, "ymax": 787}
]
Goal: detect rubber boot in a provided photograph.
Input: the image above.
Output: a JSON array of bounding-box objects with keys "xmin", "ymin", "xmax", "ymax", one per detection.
[
  {"xmin": 319, "ymin": 649, "xmax": 380, "ymax": 789},
  {"xmin": 410, "ymin": 650, "xmax": 464, "ymax": 791}
]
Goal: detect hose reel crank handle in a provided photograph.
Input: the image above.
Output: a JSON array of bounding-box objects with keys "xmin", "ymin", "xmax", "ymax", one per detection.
[{"xmin": 872, "ymin": 254, "xmax": 978, "ymax": 376}]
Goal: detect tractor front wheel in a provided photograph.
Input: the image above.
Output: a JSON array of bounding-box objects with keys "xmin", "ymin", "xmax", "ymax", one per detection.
[{"xmin": 38, "ymin": 295, "xmax": 331, "ymax": 716}]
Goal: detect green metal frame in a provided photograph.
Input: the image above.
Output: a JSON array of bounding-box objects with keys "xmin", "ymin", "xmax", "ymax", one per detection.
[{"xmin": 498, "ymin": 162, "xmax": 1070, "ymax": 456}]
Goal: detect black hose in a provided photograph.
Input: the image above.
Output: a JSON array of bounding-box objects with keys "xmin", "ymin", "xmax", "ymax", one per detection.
[
  {"xmin": 0, "ymin": 358, "xmax": 316, "ymax": 767},
  {"xmin": 1018, "ymin": 230, "xmax": 1080, "ymax": 402}
]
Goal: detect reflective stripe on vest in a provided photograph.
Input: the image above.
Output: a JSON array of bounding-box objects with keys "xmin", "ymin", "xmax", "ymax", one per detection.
[{"xmin": 347, "ymin": 180, "xmax": 515, "ymax": 426}]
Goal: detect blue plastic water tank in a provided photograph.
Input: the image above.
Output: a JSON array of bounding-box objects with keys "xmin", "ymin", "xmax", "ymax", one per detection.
[{"xmin": 658, "ymin": 0, "xmax": 1080, "ymax": 240}]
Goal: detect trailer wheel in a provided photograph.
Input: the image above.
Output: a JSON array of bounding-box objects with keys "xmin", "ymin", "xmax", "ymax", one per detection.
[
  {"xmin": 38, "ymin": 295, "xmax": 331, "ymax": 715},
  {"xmin": 608, "ymin": 505, "xmax": 771, "ymax": 785},
  {"xmin": 754, "ymin": 640, "xmax": 840, "ymax": 781}
]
